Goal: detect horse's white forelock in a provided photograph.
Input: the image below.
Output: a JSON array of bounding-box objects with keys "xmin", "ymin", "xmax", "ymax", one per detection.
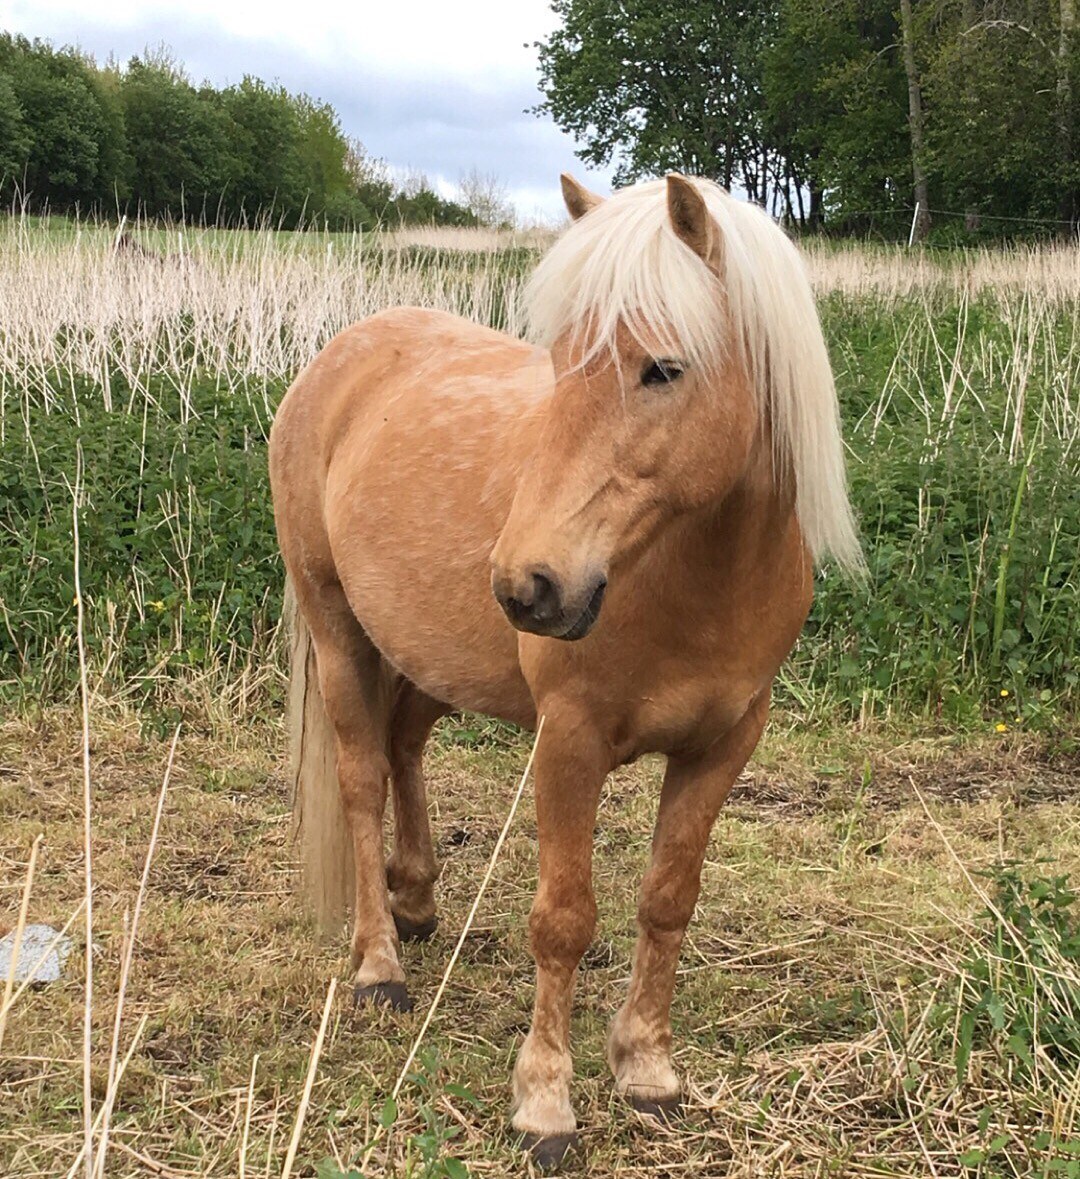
[{"xmin": 525, "ymin": 177, "xmax": 865, "ymax": 576}]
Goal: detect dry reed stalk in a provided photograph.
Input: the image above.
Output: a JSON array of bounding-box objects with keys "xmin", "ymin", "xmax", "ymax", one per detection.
[
  {"xmin": 0, "ymin": 832, "xmax": 43, "ymax": 1053},
  {"xmin": 93, "ymin": 725, "xmax": 181, "ymax": 1179},
  {"xmin": 72, "ymin": 443, "xmax": 95, "ymax": 1179},
  {"xmin": 280, "ymin": 977, "xmax": 337, "ymax": 1179},
  {"xmin": 239, "ymin": 1053, "xmax": 259, "ymax": 1179},
  {"xmin": 64, "ymin": 1013, "xmax": 149, "ymax": 1179},
  {"xmin": 359, "ymin": 717, "xmax": 545, "ymax": 1173}
]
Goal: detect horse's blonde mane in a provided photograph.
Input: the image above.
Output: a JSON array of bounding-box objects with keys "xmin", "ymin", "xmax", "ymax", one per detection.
[{"xmin": 525, "ymin": 177, "xmax": 864, "ymax": 575}]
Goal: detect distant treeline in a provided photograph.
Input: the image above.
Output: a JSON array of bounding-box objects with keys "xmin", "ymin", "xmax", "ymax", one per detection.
[{"xmin": 0, "ymin": 35, "xmax": 487, "ymax": 229}]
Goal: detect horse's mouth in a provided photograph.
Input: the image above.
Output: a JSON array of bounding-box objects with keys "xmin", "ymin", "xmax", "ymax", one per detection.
[{"xmin": 556, "ymin": 580, "xmax": 607, "ymax": 641}]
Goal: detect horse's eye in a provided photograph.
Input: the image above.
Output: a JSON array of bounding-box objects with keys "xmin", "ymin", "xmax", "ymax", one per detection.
[{"xmin": 641, "ymin": 360, "xmax": 684, "ymax": 387}]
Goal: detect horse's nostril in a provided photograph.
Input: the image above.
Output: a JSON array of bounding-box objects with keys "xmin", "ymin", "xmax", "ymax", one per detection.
[{"xmin": 529, "ymin": 571, "xmax": 560, "ymax": 622}]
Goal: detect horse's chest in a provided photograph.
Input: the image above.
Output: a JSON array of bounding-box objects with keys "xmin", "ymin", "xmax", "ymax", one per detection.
[{"xmin": 615, "ymin": 671, "xmax": 757, "ymax": 761}]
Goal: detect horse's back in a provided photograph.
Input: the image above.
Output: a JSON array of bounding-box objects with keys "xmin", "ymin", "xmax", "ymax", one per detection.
[
  {"xmin": 272, "ymin": 307, "xmax": 531, "ymax": 452},
  {"xmin": 270, "ymin": 307, "xmax": 546, "ymax": 722}
]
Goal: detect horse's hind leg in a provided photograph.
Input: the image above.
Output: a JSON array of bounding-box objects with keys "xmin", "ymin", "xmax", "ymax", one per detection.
[
  {"xmin": 387, "ymin": 685, "xmax": 448, "ymax": 942},
  {"xmin": 299, "ymin": 578, "xmax": 410, "ymax": 1010},
  {"xmin": 608, "ymin": 695, "xmax": 769, "ymax": 1114}
]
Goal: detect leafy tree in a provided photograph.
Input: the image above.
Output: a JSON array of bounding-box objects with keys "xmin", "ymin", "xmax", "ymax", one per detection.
[
  {"xmin": 389, "ymin": 187, "xmax": 481, "ymax": 227},
  {"xmin": 86, "ymin": 62, "xmax": 133, "ymax": 209},
  {"xmin": 345, "ymin": 138, "xmax": 394, "ymax": 226},
  {"xmin": 922, "ymin": 0, "xmax": 1070, "ymax": 226},
  {"xmin": 539, "ymin": 0, "xmax": 1079, "ymax": 236},
  {"xmin": 294, "ymin": 96, "xmax": 365, "ymax": 225},
  {"xmin": 0, "ymin": 71, "xmax": 29, "ymax": 184},
  {"xmin": 218, "ymin": 77, "xmax": 306, "ymax": 224},
  {"xmin": 120, "ymin": 56, "xmax": 237, "ymax": 219},
  {"xmin": 0, "ymin": 35, "xmax": 115, "ymax": 208},
  {"xmin": 0, "ymin": 34, "xmax": 493, "ymax": 228},
  {"xmin": 763, "ymin": 0, "xmax": 910, "ymax": 226},
  {"xmin": 535, "ymin": 0, "xmax": 778, "ymax": 197}
]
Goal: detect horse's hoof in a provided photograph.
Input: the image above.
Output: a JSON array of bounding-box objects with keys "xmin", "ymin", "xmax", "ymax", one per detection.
[
  {"xmin": 353, "ymin": 981, "xmax": 412, "ymax": 1012},
  {"xmin": 627, "ymin": 1092, "xmax": 683, "ymax": 1122},
  {"xmin": 519, "ymin": 1131, "xmax": 578, "ymax": 1171},
  {"xmin": 394, "ymin": 912, "xmax": 439, "ymax": 943}
]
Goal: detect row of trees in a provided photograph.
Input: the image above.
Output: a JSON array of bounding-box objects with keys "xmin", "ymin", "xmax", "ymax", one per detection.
[
  {"xmin": 536, "ymin": 0, "xmax": 1079, "ymax": 239},
  {"xmin": 0, "ymin": 35, "xmax": 506, "ymax": 229}
]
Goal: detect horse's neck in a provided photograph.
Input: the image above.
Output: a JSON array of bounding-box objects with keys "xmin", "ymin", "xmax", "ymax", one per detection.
[{"xmin": 655, "ymin": 439, "xmax": 804, "ymax": 585}]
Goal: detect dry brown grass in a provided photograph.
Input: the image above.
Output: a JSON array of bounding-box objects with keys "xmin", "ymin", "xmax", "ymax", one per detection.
[
  {"xmin": 2, "ymin": 708, "xmax": 1079, "ymax": 1177},
  {"xmin": 381, "ymin": 226, "xmax": 557, "ymax": 253},
  {"xmin": 802, "ymin": 239, "xmax": 1080, "ymax": 301}
]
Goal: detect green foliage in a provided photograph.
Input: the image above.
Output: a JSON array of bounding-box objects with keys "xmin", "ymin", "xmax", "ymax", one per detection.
[
  {"xmin": 954, "ymin": 866, "xmax": 1080, "ymax": 1084},
  {"xmin": 0, "ymin": 70, "xmax": 30, "ymax": 180},
  {"xmin": 536, "ymin": 0, "xmax": 775, "ymax": 195},
  {"xmin": 793, "ymin": 295, "xmax": 1079, "ymax": 721},
  {"xmin": 317, "ymin": 1050, "xmax": 476, "ymax": 1179},
  {"xmin": 0, "ymin": 371, "xmax": 283, "ymax": 705},
  {"xmin": 0, "ymin": 267, "xmax": 1075, "ymax": 723},
  {"xmin": 765, "ymin": 0, "xmax": 910, "ymax": 227},
  {"xmin": 538, "ymin": 0, "xmax": 1080, "ymax": 237},
  {"xmin": 217, "ymin": 77, "xmax": 308, "ymax": 221},
  {"xmin": 921, "ymin": 0, "xmax": 1072, "ymax": 227},
  {"xmin": 0, "ymin": 34, "xmax": 126, "ymax": 209},
  {"xmin": 0, "ymin": 36, "xmax": 485, "ymax": 229},
  {"xmin": 119, "ymin": 57, "xmax": 237, "ymax": 220},
  {"xmin": 923, "ymin": 866, "xmax": 1080, "ymax": 1175}
]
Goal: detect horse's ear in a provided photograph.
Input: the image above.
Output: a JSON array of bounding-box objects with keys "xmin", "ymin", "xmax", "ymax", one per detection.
[
  {"xmin": 560, "ymin": 173, "xmax": 604, "ymax": 221},
  {"xmin": 666, "ymin": 174, "xmax": 720, "ymax": 264}
]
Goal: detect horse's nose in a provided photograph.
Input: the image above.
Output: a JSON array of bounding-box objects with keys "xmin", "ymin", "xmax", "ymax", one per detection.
[{"xmin": 493, "ymin": 567, "xmax": 563, "ymax": 631}]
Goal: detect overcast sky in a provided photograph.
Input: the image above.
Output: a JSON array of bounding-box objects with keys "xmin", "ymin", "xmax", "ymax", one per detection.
[{"xmin": 1, "ymin": 0, "xmax": 615, "ymax": 222}]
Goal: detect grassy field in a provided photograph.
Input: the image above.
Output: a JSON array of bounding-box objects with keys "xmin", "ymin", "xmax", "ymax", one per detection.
[
  {"xmin": 4, "ymin": 714, "xmax": 1080, "ymax": 1177},
  {"xmin": 1, "ymin": 219, "xmax": 1079, "ymax": 1177}
]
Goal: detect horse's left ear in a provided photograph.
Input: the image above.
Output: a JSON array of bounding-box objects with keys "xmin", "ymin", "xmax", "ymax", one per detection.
[
  {"xmin": 666, "ymin": 174, "xmax": 720, "ymax": 264},
  {"xmin": 561, "ymin": 173, "xmax": 604, "ymax": 221}
]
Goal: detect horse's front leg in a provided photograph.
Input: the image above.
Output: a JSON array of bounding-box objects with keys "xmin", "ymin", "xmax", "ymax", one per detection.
[
  {"xmin": 512, "ymin": 710, "xmax": 609, "ymax": 1168},
  {"xmin": 608, "ymin": 695, "xmax": 769, "ymax": 1113}
]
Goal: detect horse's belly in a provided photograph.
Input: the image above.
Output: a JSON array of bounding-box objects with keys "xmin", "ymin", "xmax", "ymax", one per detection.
[{"xmin": 324, "ymin": 338, "xmax": 545, "ymax": 726}]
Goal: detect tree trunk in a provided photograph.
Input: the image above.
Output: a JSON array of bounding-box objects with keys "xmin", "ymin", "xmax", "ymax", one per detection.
[
  {"xmin": 792, "ymin": 170, "xmax": 807, "ymax": 227},
  {"xmin": 1059, "ymin": 0, "xmax": 1077, "ymax": 229},
  {"xmin": 809, "ymin": 181, "xmax": 823, "ymax": 232},
  {"xmin": 899, "ymin": 0, "xmax": 932, "ymax": 241}
]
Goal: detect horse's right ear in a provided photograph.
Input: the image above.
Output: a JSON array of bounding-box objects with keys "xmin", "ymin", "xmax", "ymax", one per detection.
[
  {"xmin": 560, "ymin": 173, "xmax": 604, "ymax": 221},
  {"xmin": 666, "ymin": 174, "xmax": 721, "ymax": 264}
]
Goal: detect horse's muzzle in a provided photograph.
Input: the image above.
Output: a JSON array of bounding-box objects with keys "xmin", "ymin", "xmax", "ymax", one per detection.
[{"xmin": 492, "ymin": 567, "xmax": 607, "ymax": 641}]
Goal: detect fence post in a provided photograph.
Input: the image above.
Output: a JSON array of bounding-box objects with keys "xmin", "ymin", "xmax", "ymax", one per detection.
[{"xmin": 908, "ymin": 202, "xmax": 921, "ymax": 247}]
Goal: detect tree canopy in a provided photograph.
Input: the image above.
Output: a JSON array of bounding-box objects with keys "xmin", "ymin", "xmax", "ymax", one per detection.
[
  {"xmin": 536, "ymin": 0, "xmax": 1079, "ymax": 239},
  {"xmin": 0, "ymin": 35, "xmax": 488, "ymax": 229}
]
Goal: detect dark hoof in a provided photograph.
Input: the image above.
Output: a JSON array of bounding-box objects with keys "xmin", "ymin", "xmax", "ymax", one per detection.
[
  {"xmin": 519, "ymin": 1131, "xmax": 578, "ymax": 1171},
  {"xmin": 354, "ymin": 981, "xmax": 412, "ymax": 1012},
  {"xmin": 628, "ymin": 1092, "xmax": 683, "ymax": 1122},
  {"xmin": 394, "ymin": 912, "xmax": 439, "ymax": 943}
]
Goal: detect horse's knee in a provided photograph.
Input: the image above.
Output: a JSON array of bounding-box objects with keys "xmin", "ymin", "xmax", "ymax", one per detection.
[
  {"xmin": 529, "ymin": 885, "xmax": 597, "ymax": 970},
  {"xmin": 637, "ymin": 866, "xmax": 699, "ymax": 937}
]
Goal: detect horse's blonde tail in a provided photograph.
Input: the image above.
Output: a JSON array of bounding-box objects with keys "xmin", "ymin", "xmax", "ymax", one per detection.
[{"xmin": 285, "ymin": 578, "xmax": 354, "ymax": 931}]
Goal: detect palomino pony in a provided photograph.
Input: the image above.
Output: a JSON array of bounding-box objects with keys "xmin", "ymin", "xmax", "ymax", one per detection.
[{"xmin": 269, "ymin": 174, "xmax": 862, "ymax": 1168}]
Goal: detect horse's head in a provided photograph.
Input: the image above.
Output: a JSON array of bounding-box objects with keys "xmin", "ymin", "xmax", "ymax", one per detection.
[{"xmin": 491, "ymin": 174, "xmax": 759, "ymax": 641}]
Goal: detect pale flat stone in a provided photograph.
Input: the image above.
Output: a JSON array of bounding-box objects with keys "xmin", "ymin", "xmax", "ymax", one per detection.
[{"xmin": 0, "ymin": 923, "xmax": 73, "ymax": 984}]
